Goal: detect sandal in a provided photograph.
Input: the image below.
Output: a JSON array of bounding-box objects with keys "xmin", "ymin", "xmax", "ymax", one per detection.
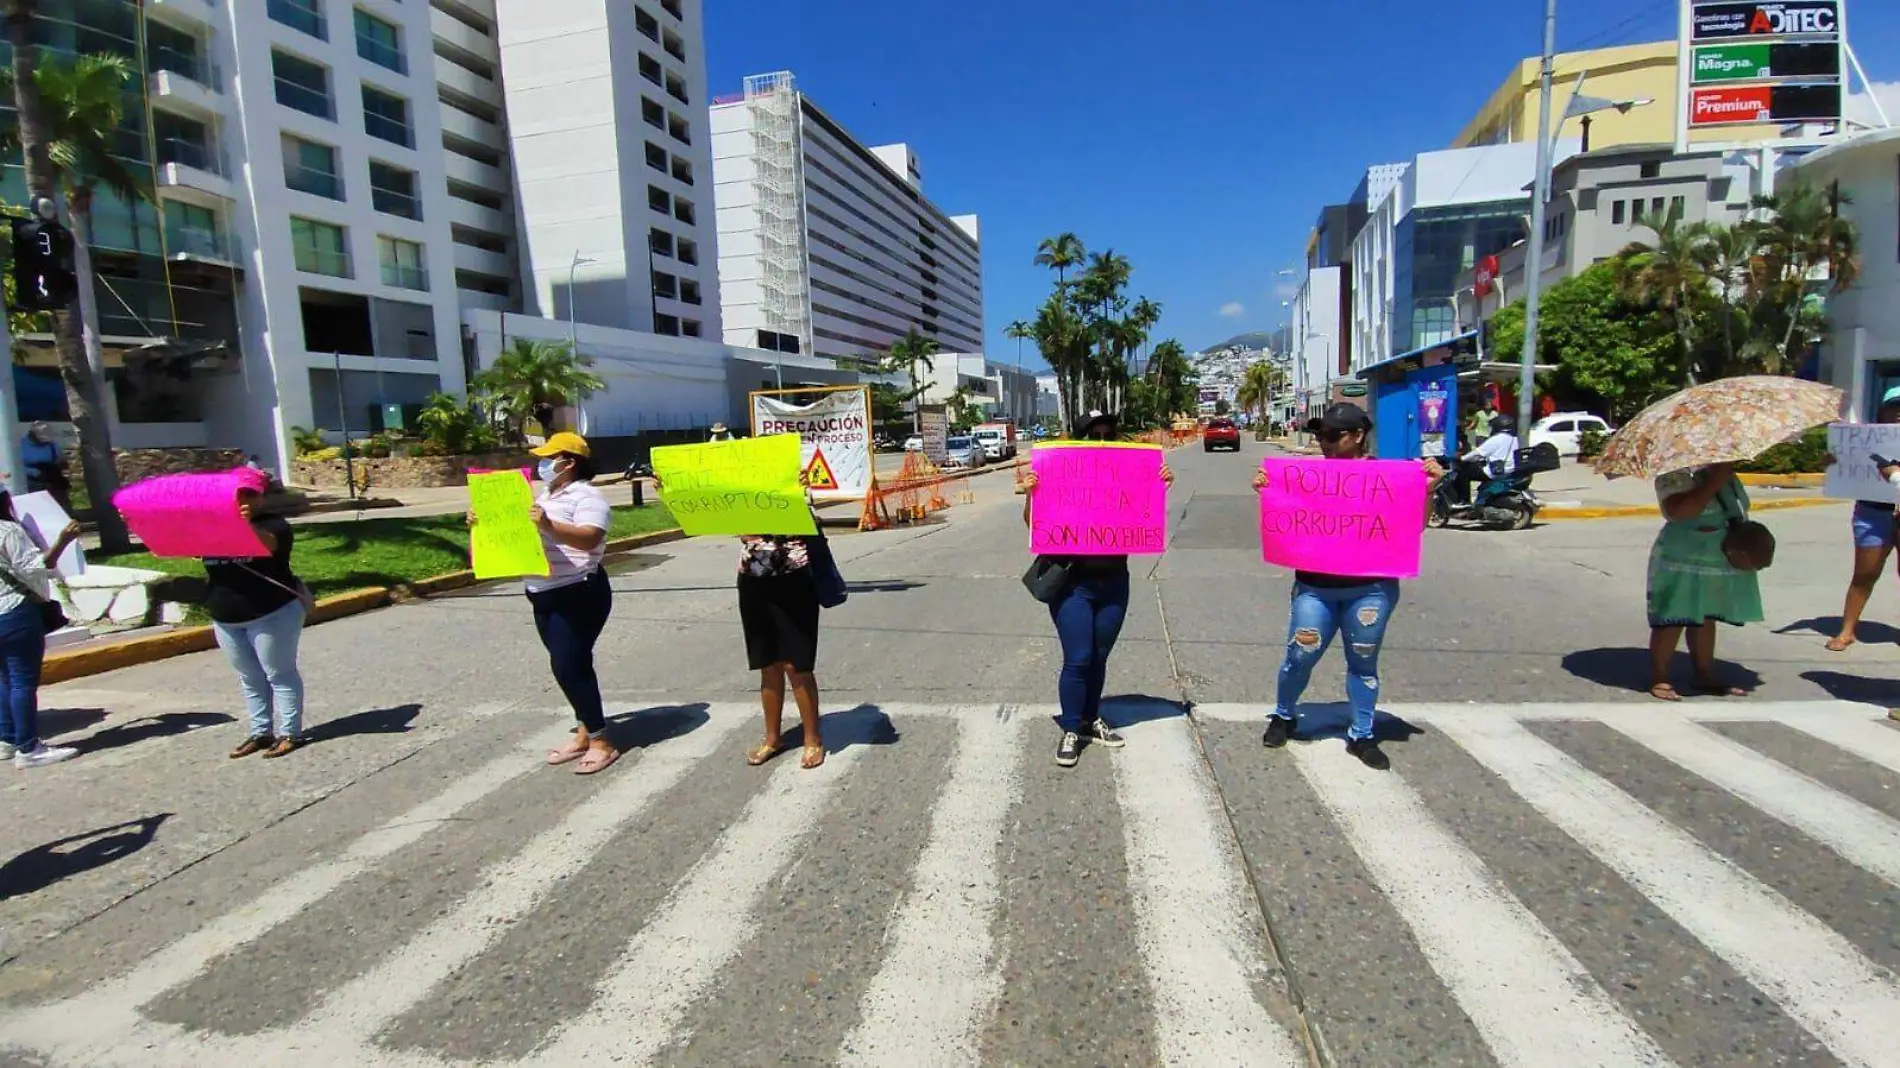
[
  {"xmin": 747, "ymin": 741, "xmax": 785, "ymax": 766},
  {"xmin": 574, "ymin": 747, "xmax": 620, "ymax": 775},
  {"xmin": 1694, "ymin": 679, "xmax": 1750, "ymax": 698},
  {"xmin": 1826, "ymin": 635, "xmax": 1855, "ymax": 652},
  {"xmin": 799, "ymin": 743, "xmax": 826, "ymax": 770},
  {"xmin": 547, "ymin": 734, "xmax": 590, "ymax": 766},
  {"xmin": 1648, "ymin": 682, "xmax": 1682, "ymax": 703}
]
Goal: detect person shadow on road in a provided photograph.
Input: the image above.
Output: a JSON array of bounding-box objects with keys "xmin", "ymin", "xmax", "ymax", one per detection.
[{"xmin": 0, "ymin": 814, "xmax": 171, "ymax": 901}]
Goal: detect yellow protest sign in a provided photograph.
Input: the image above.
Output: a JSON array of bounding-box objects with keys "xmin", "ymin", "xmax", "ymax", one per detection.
[
  {"xmin": 467, "ymin": 472, "xmax": 551, "ymax": 579},
  {"xmin": 652, "ymin": 433, "xmax": 818, "ymax": 537}
]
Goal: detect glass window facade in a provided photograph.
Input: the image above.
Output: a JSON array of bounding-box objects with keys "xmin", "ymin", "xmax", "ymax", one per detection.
[
  {"xmin": 292, "ymin": 217, "xmax": 351, "ymax": 277},
  {"xmin": 377, "ymin": 236, "xmax": 427, "ymax": 290},
  {"xmin": 361, "ymin": 86, "xmax": 412, "ymax": 147},
  {"xmin": 268, "ymin": 0, "xmax": 327, "ymax": 39},
  {"xmin": 1391, "ymin": 200, "xmax": 1527, "ymax": 355},
  {"xmin": 354, "ymin": 9, "xmax": 405, "ymax": 74},
  {"xmin": 282, "ymin": 135, "xmax": 343, "ymax": 199},
  {"xmin": 273, "ymin": 50, "xmax": 333, "ymax": 119},
  {"xmin": 369, "ymin": 162, "xmax": 420, "ymax": 219}
]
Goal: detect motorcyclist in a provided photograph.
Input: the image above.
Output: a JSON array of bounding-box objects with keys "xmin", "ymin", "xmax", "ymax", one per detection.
[{"xmin": 1454, "ymin": 414, "xmax": 1519, "ymax": 505}]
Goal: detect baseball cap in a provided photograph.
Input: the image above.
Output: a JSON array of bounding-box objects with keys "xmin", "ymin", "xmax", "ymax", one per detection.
[
  {"xmin": 1304, "ymin": 403, "xmax": 1373, "ymax": 435},
  {"xmin": 529, "ymin": 431, "xmax": 592, "ymax": 459},
  {"xmin": 1882, "ymin": 385, "xmax": 1900, "ymax": 407}
]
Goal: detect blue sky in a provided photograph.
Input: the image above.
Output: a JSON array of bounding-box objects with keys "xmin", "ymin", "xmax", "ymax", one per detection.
[{"xmin": 704, "ymin": 0, "xmax": 1900, "ymax": 364}]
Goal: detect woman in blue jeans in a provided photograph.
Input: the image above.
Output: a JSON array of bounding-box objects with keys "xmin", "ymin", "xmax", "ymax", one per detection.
[
  {"xmin": 209, "ymin": 470, "xmax": 310, "ymax": 759},
  {"xmin": 0, "ymin": 491, "xmax": 82, "ymax": 769},
  {"xmin": 1021, "ymin": 411, "xmax": 1174, "ymax": 768},
  {"xmin": 1252, "ymin": 404, "xmax": 1444, "ymax": 770}
]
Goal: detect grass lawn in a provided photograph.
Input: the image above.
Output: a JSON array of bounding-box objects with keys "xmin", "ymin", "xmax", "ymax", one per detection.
[{"xmin": 95, "ymin": 505, "xmax": 680, "ymax": 600}]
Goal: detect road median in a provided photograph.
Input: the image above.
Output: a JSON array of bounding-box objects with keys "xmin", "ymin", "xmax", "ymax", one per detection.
[{"xmin": 1541, "ymin": 496, "xmax": 1840, "ymax": 521}]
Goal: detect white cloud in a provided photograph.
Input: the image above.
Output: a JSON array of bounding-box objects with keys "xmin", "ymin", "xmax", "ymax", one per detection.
[
  {"xmin": 1846, "ymin": 81, "xmax": 1900, "ymax": 128},
  {"xmin": 1219, "ymin": 301, "xmax": 1246, "ymax": 318}
]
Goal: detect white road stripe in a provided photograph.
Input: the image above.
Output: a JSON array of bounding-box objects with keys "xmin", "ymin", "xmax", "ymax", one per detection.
[
  {"xmin": 1186, "ymin": 701, "xmax": 1879, "ymax": 724},
  {"xmin": 299, "ymin": 713, "xmax": 746, "ymax": 1041},
  {"xmin": 837, "ymin": 713, "xmax": 1025, "ymax": 1068},
  {"xmin": 0, "ymin": 745, "xmax": 551, "ymax": 1066},
  {"xmin": 1111, "ymin": 718, "xmax": 1307, "ymax": 1068},
  {"xmin": 533, "ymin": 740, "xmax": 865, "ymax": 1065},
  {"xmin": 1291, "ymin": 742, "xmax": 1675, "ymax": 1068},
  {"xmin": 1605, "ymin": 715, "xmax": 1900, "ymax": 884},
  {"xmin": 1774, "ymin": 715, "xmax": 1900, "ymax": 776},
  {"xmin": 1436, "ymin": 713, "xmax": 1900, "ymax": 1068}
]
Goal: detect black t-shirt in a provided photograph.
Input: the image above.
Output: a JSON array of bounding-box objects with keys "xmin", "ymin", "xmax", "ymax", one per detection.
[
  {"xmin": 1050, "ymin": 554, "xmax": 1129, "ymax": 577},
  {"xmin": 202, "ymin": 516, "xmax": 298, "ymax": 624},
  {"xmin": 1294, "ymin": 569, "xmax": 1384, "ymax": 589}
]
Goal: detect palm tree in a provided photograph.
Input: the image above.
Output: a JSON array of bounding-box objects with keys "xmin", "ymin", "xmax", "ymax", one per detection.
[
  {"xmin": 882, "ymin": 329, "xmax": 939, "ymax": 434},
  {"xmin": 1033, "ymin": 232, "xmax": 1085, "ymax": 288},
  {"xmin": 1030, "ymin": 294, "xmax": 1087, "ymax": 426},
  {"xmin": 1236, "ymin": 361, "xmax": 1282, "ymax": 425},
  {"xmin": 1004, "ymin": 318, "xmax": 1031, "ymax": 368},
  {"xmin": 1744, "ymin": 181, "xmax": 1859, "ymax": 372},
  {"xmin": 1616, "ymin": 205, "xmax": 1716, "ymax": 383},
  {"xmin": 470, "ymin": 338, "xmax": 606, "ymax": 442},
  {"xmin": 0, "ymin": 35, "xmax": 134, "ymax": 549},
  {"xmin": 1701, "ymin": 222, "xmax": 1756, "ymax": 377}
]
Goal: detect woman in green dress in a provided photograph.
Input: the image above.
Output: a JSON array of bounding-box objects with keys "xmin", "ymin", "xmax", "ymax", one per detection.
[{"xmin": 1647, "ymin": 462, "xmax": 1764, "ymax": 701}]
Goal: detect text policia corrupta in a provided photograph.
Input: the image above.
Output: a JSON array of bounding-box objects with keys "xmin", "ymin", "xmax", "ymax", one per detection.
[{"xmin": 1258, "ymin": 462, "xmax": 1397, "ymax": 542}]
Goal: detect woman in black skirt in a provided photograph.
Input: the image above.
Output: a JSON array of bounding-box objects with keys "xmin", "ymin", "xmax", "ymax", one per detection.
[{"xmin": 735, "ymin": 530, "xmax": 824, "ymax": 768}]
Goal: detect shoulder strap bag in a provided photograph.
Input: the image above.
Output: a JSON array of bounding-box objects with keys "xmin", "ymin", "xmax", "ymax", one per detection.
[
  {"xmin": 235, "ymin": 564, "xmax": 318, "ymax": 623},
  {"xmin": 1716, "ymin": 478, "xmax": 1775, "ymax": 572},
  {"xmin": 1021, "ymin": 555, "xmax": 1072, "ymax": 604},
  {"xmin": 0, "ymin": 558, "xmax": 68, "ymax": 634}
]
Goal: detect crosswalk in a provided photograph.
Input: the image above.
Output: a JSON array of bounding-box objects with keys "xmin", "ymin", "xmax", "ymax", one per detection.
[{"xmin": 1, "ymin": 699, "xmax": 1897, "ymax": 1067}]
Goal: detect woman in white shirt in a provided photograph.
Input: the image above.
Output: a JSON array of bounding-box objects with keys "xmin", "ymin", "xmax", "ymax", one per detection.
[
  {"xmin": 476, "ymin": 432, "xmax": 617, "ymax": 774},
  {"xmin": 0, "ymin": 490, "xmax": 82, "ymax": 768}
]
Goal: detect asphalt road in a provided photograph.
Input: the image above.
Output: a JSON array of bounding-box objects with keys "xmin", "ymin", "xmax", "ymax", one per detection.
[{"xmin": 1, "ymin": 438, "xmax": 1896, "ymax": 1067}]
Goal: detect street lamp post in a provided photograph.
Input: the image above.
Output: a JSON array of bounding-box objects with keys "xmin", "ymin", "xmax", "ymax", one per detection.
[
  {"xmin": 567, "ymin": 251, "xmax": 595, "ymax": 351},
  {"xmin": 1516, "ymin": 8, "xmax": 1654, "ymax": 435}
]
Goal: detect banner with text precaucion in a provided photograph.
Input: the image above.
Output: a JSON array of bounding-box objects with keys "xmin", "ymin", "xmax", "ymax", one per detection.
[
  {"xmin": 652, "ymin": 433, "xmax": 818, "ymax": 537},
  {"xmin": 750, "ymin": 388, "xmax": 873, "ymax": 502},
  {"xmin": 1823, "ymin": 422, "xmax": 1900, "ymax": 502},
  {"xmin": 467, "ymin": 471, "xmax": 550, "ymax": 580},
  {"xmin": 1029, "ymin": 443, "xmax": 1167, "ymax": 556},
  {"xmin": 1257, "ymin": 458, "xmax": 1427, "ymax": 579}
]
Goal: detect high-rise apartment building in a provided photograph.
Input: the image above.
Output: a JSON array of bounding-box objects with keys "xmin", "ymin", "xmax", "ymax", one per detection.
[
  {"xmin": 1, "ymin": 0, "xmax": 723, "ymax": 471},
  {"xmin": 710, "ymin": 72, "xmax": 983, "ymax": 363},
  {"xmin": 494, "ymin": 0, "xmax": 719, "ymax": 341}
]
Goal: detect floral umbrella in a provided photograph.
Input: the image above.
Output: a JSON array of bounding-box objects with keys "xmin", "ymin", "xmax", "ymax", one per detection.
[{"xmin": 1593, "ymin": 376, "xmax": 1843, "ymax": 480}]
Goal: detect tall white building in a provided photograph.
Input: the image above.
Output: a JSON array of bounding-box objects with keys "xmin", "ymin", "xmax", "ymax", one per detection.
[
  {"xmin": 494, "ymin": 0, "xmax": 719, "ymax": 341},
  {"xmin": 710, "ymin": 72, "xmax": 983, "ymax": 363}
]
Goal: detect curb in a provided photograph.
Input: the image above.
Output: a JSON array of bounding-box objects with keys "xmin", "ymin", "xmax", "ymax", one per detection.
[
  {"xmin": 1737, "ymin": 472, "xmax": 1825, "ymax": 489},
  {"xmin": 41, "ymin": 527, "xmax": 688, "ymax": 684},
  {"xmin": 1541, "ymin": 496, "xmax": 1841, "ymax": 520}
]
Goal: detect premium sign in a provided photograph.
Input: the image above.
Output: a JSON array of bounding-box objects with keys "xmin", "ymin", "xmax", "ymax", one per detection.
[
  {"xmin": 1690, "ymin": 82, "xmax": 1841, "ymax": 126},
  {"xmin": 1691, "ymin": 1, "xmax": 1839, "ymax": 41},
  {"xmin": 1692, "ymin": 41, "xmax": 1840, "ymax": 82}
]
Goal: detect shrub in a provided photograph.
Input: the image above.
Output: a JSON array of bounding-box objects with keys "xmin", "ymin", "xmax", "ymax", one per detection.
[
  {"xmin": 303, "ymin": 446, "xmax": 341, "ymax": 462},
  {"xmin": 415, "ymin": 392, "xmax": 500, "ymax": 456},
  {"xmin": 1736, "ymin": 426, "xmax": 1829, "ymax": 474},
  {"xmin": 354, "ymin": 434, "xmax": 394, "ymax": 459},
  {"xmin": 1578, "ymin": 427, "xmax": 1607, "ymax": 459},
  {"xmin": 289, "ymin": 425, "xmax": 329, "ymax": 458}
]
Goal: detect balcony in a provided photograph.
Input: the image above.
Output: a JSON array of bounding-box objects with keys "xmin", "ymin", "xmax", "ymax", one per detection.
[
  {"xmin": 437, "ymin": 105, "xmax": 503, "ymax": 152},
  {"xmin": 429, "ymin": 8, "xmax": 498, "ymax": 65},
  {"xmin": 453, "ymin": 242, "xmax": 511, "ymax": 280},
  {"xmin": 380, "ymin": 263, "xmax": 428, "ymax": 291},
  {"xmin": 155, "ymin": 139, "xmax": 234, "ymax": 201},
  {"xmin": 294, "ymin": 247, "xmax": 351, "ymax": 278},
  {"xmin": 149, "ymin": 69, "xmax": 221, "ymax": 117},
  {"xmin": 147, "ymin": 0, "xmax": 217, "ymax": 30},
  {"xmin": 442, "ymin": 152, "xmax": 507, "ymax": 199},
  {"xmin": 448, "ymin": 196, "xmax": 510, "ymax": 236},
  {"xmin": 433, "ymin": 54, "xmax": 500, "ymax": 110},
  {"xmin": 285, "ymin": 162, "xmax": 343, "ymax": 200},
  {"xmin": 165, "ymin": 223, "xmax": 241, "ymax": 267}
]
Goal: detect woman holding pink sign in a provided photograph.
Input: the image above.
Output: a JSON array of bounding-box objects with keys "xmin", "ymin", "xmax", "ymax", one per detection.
[
  {"xmin": 1020, "ymin": 411, "xmax": 1174, "ymax": 769},
  {"xmin": 206, "ymin": 469, "xmax": 313, "ymax": 759},
  {"xmin": 1252, "ymin": 404, "xmax": 1445, "ymax": 770}
]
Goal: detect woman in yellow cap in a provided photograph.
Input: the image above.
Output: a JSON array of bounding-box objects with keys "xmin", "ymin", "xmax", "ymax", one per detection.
[{"xmin": 476, "ymin": 431, "xmax": 619, "ymax": 773}]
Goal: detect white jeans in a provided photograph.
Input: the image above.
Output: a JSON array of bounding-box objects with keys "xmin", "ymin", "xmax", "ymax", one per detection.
[{"xmin": 213, "ymin": 600, "xmax": 306, "ymax": 738}]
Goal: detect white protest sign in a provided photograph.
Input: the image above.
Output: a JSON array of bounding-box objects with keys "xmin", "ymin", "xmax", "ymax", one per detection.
[
  {"xmin": 750, "ymin": 387, "xmax": 874, "ymax": 501},
  {"xmin": 14, "ymin": 491, "xmax": 84, "ymax": 576},
  {"xmin": 1824, "ymin": 423, "xmax": 1900, "ymax": 502}
]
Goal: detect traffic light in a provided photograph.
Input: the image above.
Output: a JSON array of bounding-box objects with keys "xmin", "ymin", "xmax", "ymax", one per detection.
[{"xmin": 9, "ymin": 216, "xmax": 78, "ymax": 312}]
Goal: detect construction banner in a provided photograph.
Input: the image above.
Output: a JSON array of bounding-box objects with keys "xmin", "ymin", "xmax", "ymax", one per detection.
[{"xmin": 750, "ymin": 386, "xmax": 874, "ymax": 502}]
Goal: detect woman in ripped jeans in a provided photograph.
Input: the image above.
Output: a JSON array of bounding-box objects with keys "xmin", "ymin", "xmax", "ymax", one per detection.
[{"xmin": 1251, "ymin": 403, "xmax": 1445, "ymax": 770}]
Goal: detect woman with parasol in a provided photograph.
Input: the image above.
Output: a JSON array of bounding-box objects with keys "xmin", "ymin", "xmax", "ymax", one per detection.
[{"xmin": 1594, "ymin": 377, "xmax": 1840, "ymax": 701}]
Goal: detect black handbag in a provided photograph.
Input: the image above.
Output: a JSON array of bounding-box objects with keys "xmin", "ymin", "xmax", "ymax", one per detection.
[
  {"xmin": 1021, "ymin": 555, "xmax": 1072, "ymax": 604},
  {"xmin": 0, "ymin": 560, "xmax": 67, "ymax": 633},
  {"xmin": 806, "ymin": 531, "xmax": 847, "ymax": 609}
]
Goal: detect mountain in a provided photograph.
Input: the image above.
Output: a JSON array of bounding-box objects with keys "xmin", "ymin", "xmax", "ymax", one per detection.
[{"xmin": 1200, "ymin": 330, "xmax": 1278, "ymax": 353}]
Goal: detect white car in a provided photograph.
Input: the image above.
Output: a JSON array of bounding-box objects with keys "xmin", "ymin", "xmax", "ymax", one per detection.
[
  {"xmin": 1528, "ymin": 413, "xmax": 1611, "ymax": 457},
  {"xmin": 903, "ymin": 435, "xmax": 923, "ymax": 452}
]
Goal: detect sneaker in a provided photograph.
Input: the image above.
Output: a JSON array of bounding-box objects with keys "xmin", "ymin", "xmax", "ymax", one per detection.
[
  {"xmin": 0, "ymin": 741, "xmax": 15, "ymax": 762},
  {"xmin": 1055, "ymin": 731, "xmax": 1082, "ymax": 768},
  {"xmin": 1262, "ymin": 717, "xmax": 1293, "ymax": 749},
  {"xmin": 14, "ymin": 744, "xmax": 78, "ymax": 769},
  {"xmin": 1084, "ymin": 721, "xmax": 1126, "ymax": 748},
  {"xmin": 1346, "ymin": 738, "xmax": 1390, "ymax": 771},
  {"xmin": 262, "ymin": 736, "xmax": 303, "ymax": 759},
  {"xmin": 230, "ymin": 736, "xmax": 273, "ymax": 759}
]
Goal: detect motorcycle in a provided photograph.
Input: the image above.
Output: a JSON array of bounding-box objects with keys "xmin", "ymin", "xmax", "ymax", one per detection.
[{"xmin": 1428, "ymin": 443, "xmax": 1560, "ymax": 532}]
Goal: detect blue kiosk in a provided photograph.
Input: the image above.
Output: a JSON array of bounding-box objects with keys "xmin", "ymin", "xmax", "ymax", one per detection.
[{"xmin": 1355, "ymin": 333, "xmax": 1480, "ymax": 461}]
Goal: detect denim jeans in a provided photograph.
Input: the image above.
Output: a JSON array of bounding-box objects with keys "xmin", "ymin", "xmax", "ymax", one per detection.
[
  {"xmin": 0, "ymin": 603, "xmax": 46, "ymax": 751},
  {"xmin": 1271, "ymin": 580, "xmax": 1399, "ymax": 741},
  {"xmin": 1048, "ymin": 572, "xmax": 1130, "ymax": 733},
  {"xmin": 528, "ymin": 569, "xmax": 613, "ymax": 733},
  {"xmin": 213, "ymin": 600, "xmax": 307, "ymax": 739}
]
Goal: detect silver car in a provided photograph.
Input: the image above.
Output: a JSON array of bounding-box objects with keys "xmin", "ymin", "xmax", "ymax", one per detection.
[{"xmin": 943, "ymin": 435, "xmax": 984, "ymax": 470}]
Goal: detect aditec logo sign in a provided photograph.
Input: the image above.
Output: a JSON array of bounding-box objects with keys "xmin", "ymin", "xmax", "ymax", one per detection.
[{"xmin": 1691, "ymin": 2, "xmax": 1839, "ymax": 41}]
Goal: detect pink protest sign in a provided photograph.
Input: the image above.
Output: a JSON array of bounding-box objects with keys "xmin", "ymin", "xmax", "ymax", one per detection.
[
  {"xmin": 1030, "ymin": 444, "xmax": 1167, "ymax": 555},
  {"xmin": 114, "ymin": 472, "xmax": 270, "ymax": 558},
  {"xmin": 1257, "ymin": 457, "xmax": 1427, "ymax": 578}
]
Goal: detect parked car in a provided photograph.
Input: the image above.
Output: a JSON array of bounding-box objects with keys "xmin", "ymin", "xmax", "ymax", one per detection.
[
  {"xmin": 943, "ymin": 436, "xmax": 985, "ymax": 470},
  {"xmin": 903, "ymin": 435, "xmax": 924, "ymax": 452},
  {"xmin": 1527, "ymin": 412, "xmax": 1611, "ymax": 457},
  {"xmin": 1203, "ymin": 418, "xmax": 1242, "ymax": 452}
]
